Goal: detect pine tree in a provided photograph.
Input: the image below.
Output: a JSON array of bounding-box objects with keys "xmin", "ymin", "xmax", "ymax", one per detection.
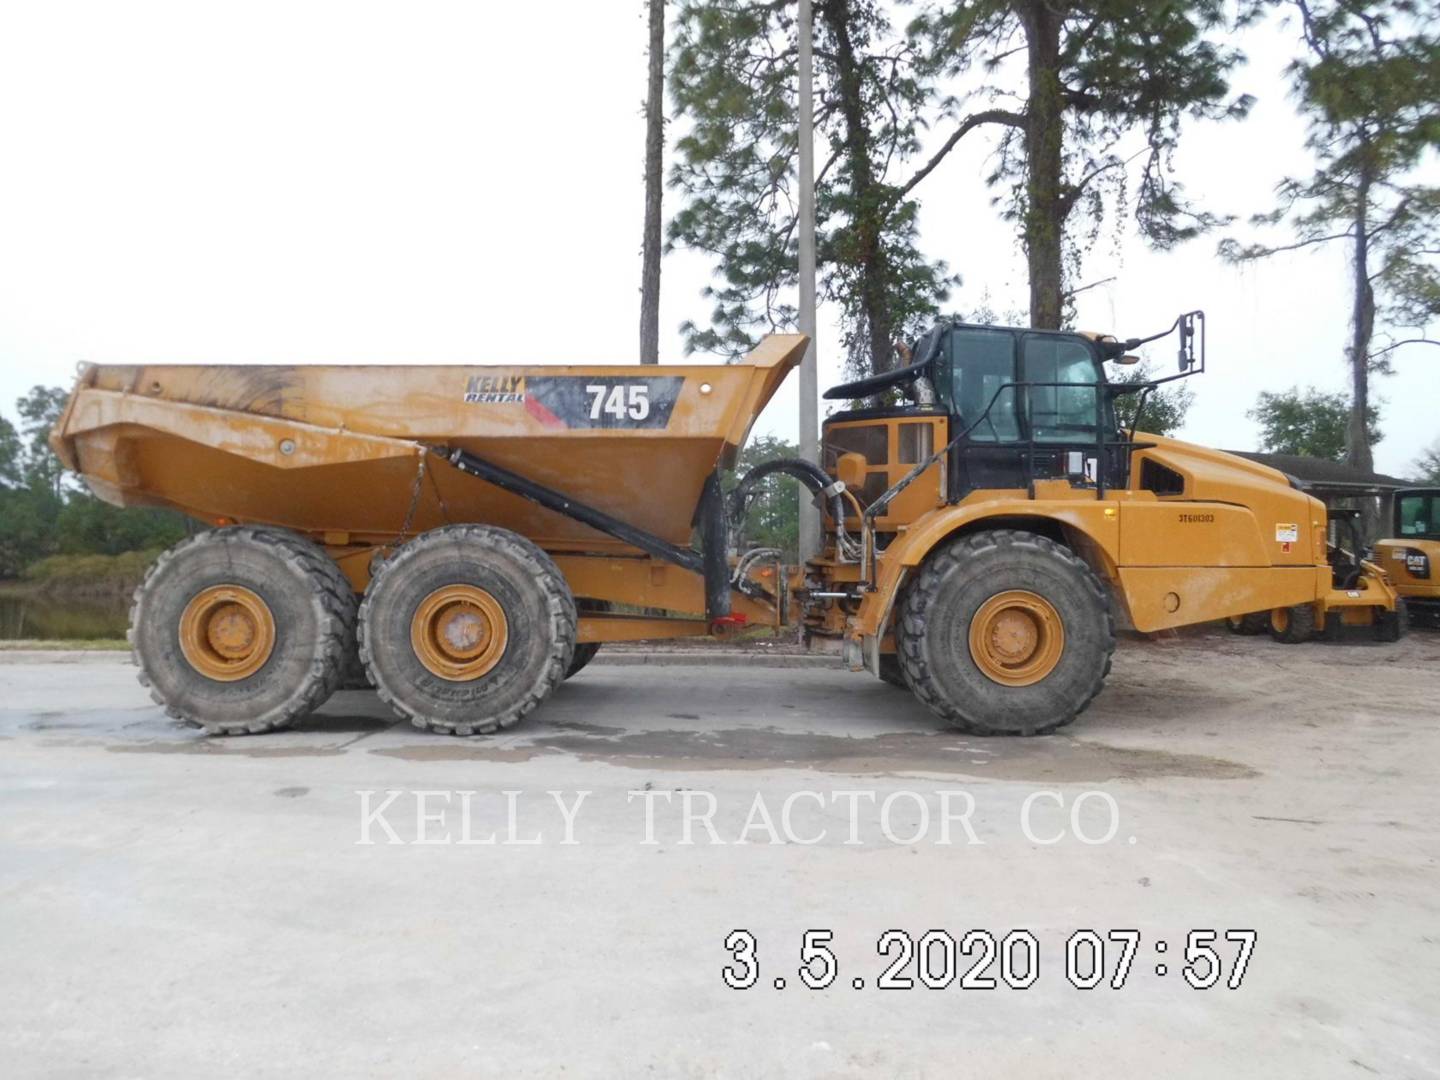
[
  {"xmin": 911, "ymin": 0, "xmax": 1252, "ymax": 329},
  {"xmin": 1221, "ymin": 0, "xmax": 1440, "ymax": 478},
  {"xmin": 668, "ymin": 1, "xmax": 1251, "ymax": 379},
  {"xmin": 16, "ymin": 385, "xmax": 69, "ymax": 499},
  {"xmin": 668, "ymin": 0, "xmax": 995, "ymax": 376}
]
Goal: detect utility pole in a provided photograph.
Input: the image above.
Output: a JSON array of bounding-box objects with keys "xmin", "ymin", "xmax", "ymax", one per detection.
[
  {"xmin": 639, "ymin": 0, "xmax": 665, "ymax": 365},
  {"xmin": 797, "ymin": 0, "xmax": 820, "ymax": 560}
]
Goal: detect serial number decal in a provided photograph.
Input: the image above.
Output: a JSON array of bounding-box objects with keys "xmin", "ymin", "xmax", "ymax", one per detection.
[
  {"xmin": 722, "ymin": 928, "xmax": 1257, "ymax": 991},
  {"xmin": 463, "ymin": 374, "xmax": 684, "ymax": 430},
  {"xmin": 1178, "ymin": 513, "xmax": 1215, "ymax": 524}
]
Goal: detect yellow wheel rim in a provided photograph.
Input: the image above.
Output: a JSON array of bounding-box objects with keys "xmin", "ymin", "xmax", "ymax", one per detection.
[
  {"xmin": 1272, "ymin": 607, "xmax": 1290, "ymax": 633},
  {"xmin": 968, "ymin": 590, "xmax": 1065, "ymax": 686},
  {"xmin": 178, "ymin": 585, "xmax": 276, "ymax": 682},
  {"xmin": 410, "ymin": 585, "xmax": 508, "ymax": 681}
]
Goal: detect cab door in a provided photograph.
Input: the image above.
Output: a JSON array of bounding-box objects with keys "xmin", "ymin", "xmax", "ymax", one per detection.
[
  {"xmin": 1019, "ymin": 333, "xmax": 1128, "ymax": 491},
  {"xmin": 936, "ymin": 326, "xmax": 1024, "ymax": 493}
]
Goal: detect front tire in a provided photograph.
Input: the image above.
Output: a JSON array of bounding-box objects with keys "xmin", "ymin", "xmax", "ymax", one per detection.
[
  {"xmin": 130, "ymin": 527, "xmax": 355, "ymax": 735},
  {"xmin": 359, "ymin": 525, "xmax": 576, "ymax": 734},
  {"xmin": 877, "ymin": 654, "xmax": 908, "ymax": 688},
  {"xmin": 896, "ymin": 529, "xmax": 1114, "ymax": 736},
  {"xmin": 1374, "ymin": 599, "xmax": 1407, "ymax": 642}
]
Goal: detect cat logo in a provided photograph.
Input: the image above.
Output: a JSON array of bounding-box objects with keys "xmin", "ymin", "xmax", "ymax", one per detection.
[{"xmin": 464, "ymin": 375, "xmax": 525, "ymax": 404}]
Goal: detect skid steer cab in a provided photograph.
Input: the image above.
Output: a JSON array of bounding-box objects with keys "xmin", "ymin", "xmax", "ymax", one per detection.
[
  {"xmin": 763, "ymin": 311, "xmax": 1404, "ymax": 735},
  {"xmin": 1372, "ymin": 488, "xmax": 1440, "ymax": 629}
]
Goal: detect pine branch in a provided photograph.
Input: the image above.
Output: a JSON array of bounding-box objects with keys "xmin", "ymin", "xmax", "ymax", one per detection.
[
  {"xmin": 1063, "ymin": 276, "xmax": 1117, "ymax": 301},
  {"xmin": 1370, "ymin": 338, "xmax": 1440, "ymax": 358},
  {"xmin": 892, "ymin": 109, "xmax": 1024, "ymax": 203},
  {"xmin": 1368, "ymin": 195, "xmax": 1412, "ymax": 239},
  {"xmin": 1222, "ymin": 229, "xmax": 1355, "ymax": 260}
]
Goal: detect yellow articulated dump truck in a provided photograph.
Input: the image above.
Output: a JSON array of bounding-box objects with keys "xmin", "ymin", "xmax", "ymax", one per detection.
[
  {"xmin": 50, "ymin": 312, "xmax": 1402, "ymax": 738},
  {"xmin": 1373, "ymin": 488, "xmax": 1440, "ymax": 629}
]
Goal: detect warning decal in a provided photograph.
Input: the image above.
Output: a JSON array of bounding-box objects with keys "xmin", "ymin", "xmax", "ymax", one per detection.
[{"xmin": 1275, "ymin": 523, "xmax": 1299, "ymax": 544}]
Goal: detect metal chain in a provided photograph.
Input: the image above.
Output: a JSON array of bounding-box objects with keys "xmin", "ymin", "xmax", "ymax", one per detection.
[
  {"xmin": 394, "ymin": 450, "xmax": 428, "ymax": 545},
  {"xmin": 426, "ymin": 454, "xmax": 453, "ymax": 525}
]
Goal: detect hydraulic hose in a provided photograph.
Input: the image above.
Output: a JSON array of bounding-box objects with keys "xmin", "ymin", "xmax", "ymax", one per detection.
[{"xmin": 728, "ymin": 457, "xmax": 853, "ymax": 561}]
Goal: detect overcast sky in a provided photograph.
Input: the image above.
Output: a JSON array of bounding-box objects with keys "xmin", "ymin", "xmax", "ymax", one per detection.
[{"xmin": 0, "ymin": 1, "xmax": 1434, "ymax": 476}]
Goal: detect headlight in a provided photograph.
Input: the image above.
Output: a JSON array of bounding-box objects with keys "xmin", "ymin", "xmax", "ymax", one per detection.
[{"xmin": 1406, "ymin": 550, "xmax": 1431, "ymax": 579}]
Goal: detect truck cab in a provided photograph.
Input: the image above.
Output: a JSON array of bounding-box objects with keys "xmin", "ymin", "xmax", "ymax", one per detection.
[
  {"xmin": 821, "ymin": 319, "xmax": 1143, "ymax": 542},
  {"xmin": 811, "ymin": 313, "xmax": 1401, "ymax": 722}
]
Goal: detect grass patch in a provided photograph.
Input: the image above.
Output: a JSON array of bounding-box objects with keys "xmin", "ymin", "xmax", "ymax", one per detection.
[{"xmin": 19, "ymin": 550, "xmax": 160, "ymax": 598}]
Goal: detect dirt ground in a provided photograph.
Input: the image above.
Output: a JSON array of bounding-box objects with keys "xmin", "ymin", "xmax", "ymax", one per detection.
[{"xmin": 1, "ymin": 629, "xmax": 1437, "ymax": 1078}]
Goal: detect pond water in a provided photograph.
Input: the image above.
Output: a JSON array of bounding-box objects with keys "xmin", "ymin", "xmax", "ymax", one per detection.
[{"xmin": 0, "ymin": 590, "xmax": 130, "ymax": 640}]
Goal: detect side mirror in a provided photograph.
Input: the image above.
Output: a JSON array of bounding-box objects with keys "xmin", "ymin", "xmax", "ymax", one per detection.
[{"xmin": 1178, "ymin": 314, "xmax": 1198, "ymax": 372}]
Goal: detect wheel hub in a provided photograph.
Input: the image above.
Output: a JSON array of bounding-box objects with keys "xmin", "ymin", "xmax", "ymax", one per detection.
[
  {"xmin": 178, "ymin": 585, "xmax": 276, "ymax": 681},
  {"xmin": 969, "ymin": 590, "xmax": 1065, "ymax": 686},
  {"xmin": 410, "ymin": 585, "xmax": 508, "ymax": 681}
]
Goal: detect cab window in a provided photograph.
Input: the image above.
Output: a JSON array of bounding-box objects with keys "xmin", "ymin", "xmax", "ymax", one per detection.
[
  {"xmin": 1022, "ymin": 336, "xmax": 1103, "ymax": 443},
  {"xmin": 1398, "ymin": 494, "xmax": 1439, "ymax": 538},
  {"xmin": 943, "ymin": 327, "xmax": 1019, "ymax": 442}
]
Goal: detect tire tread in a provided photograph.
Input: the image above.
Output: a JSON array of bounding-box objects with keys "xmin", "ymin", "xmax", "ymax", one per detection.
[
  {"xmin": 895, "ymin": 528, "xmax": 1114, "ymax": 736},
  {"xmin": 357, "ymin": 524, "xmax": 576, "ymax": 735},
  {"xmin": 130, "ymin": 527, "xmax": 356, "ymax": 735}
]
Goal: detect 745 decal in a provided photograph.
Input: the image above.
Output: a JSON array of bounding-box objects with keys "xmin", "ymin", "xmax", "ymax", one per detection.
[
  {"xmin": 586, "ymin": 383, "xmax": 651, "ymax": 421},
  {"xmin": 525, "ymin": 375, "xmax": 683, "ymax": 430}
]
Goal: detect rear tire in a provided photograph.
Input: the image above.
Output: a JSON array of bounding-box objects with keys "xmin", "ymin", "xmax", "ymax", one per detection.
[
  {"xmin": 565, "ymin": 599, "xmax": 611, "ymax": 679},
  {"xmin": 1225, "ymin": 612, "xmax": 1268, "ymax": 635},
  {"xmin": 566, "ymin": 642, "xmax": 601, "ymax": 678},
  {"xmin": 896, "ymin": 529, "xmax": 1114, "ymax": 736},
  {"xmin": 130, "ymin": 527, "xmax": 355, "ymax": 735},
  {"xmin": 359, "ymin": 525, "xmax": 576, "ymax": 735},
  {"xmin": 1268, "ymin": 603, "xmax": 1316, "ymax": 644}
]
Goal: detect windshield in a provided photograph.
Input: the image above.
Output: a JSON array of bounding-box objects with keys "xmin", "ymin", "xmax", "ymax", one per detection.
[
  {"xmin": 937, "ymin": 327, "xmax": 1115, "ymax": 444},
  {"xmin": 1022, "ymin": 336, "xmax": 1105, "ymax": 442},
  {"xmin": 1396, "ymin": 493, "xmax": 1440, "ymax": 540}
]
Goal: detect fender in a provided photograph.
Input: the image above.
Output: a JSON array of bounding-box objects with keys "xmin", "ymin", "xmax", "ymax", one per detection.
[{"xmin": 856, "ymin": 493, "xmax": 1122, "ymax": 639}]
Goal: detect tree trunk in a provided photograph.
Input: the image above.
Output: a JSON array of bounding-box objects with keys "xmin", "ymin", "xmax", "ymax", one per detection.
[
  {"xmin": 820, "ymin": 0, "xmax": 894, "ymax": 374},
  {"xmin": 1346, "ymin": 170, "xmax": 1375, "ymax": 476},
  {"xmin": 1347, "ymin": 166, "xmax": 1377, "ymax": 539},
  {"xmin": 1020, "ymin": 2, "xmax": 1065, "ymax": 330},
  {"xmin": 639, "ymin": 0, "xmax": 665, "ymax": 365}
]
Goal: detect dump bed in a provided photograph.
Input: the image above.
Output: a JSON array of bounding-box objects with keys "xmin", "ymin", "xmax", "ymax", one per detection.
[{"xmin": 51, "ymin": 335, "xmax": 806, "ymax": 549}]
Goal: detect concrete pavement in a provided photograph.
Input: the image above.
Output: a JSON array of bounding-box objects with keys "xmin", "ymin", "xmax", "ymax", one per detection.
[{"xmin": 1, "ymin": 632, "xmax": 1437, "ymax": 1078}]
